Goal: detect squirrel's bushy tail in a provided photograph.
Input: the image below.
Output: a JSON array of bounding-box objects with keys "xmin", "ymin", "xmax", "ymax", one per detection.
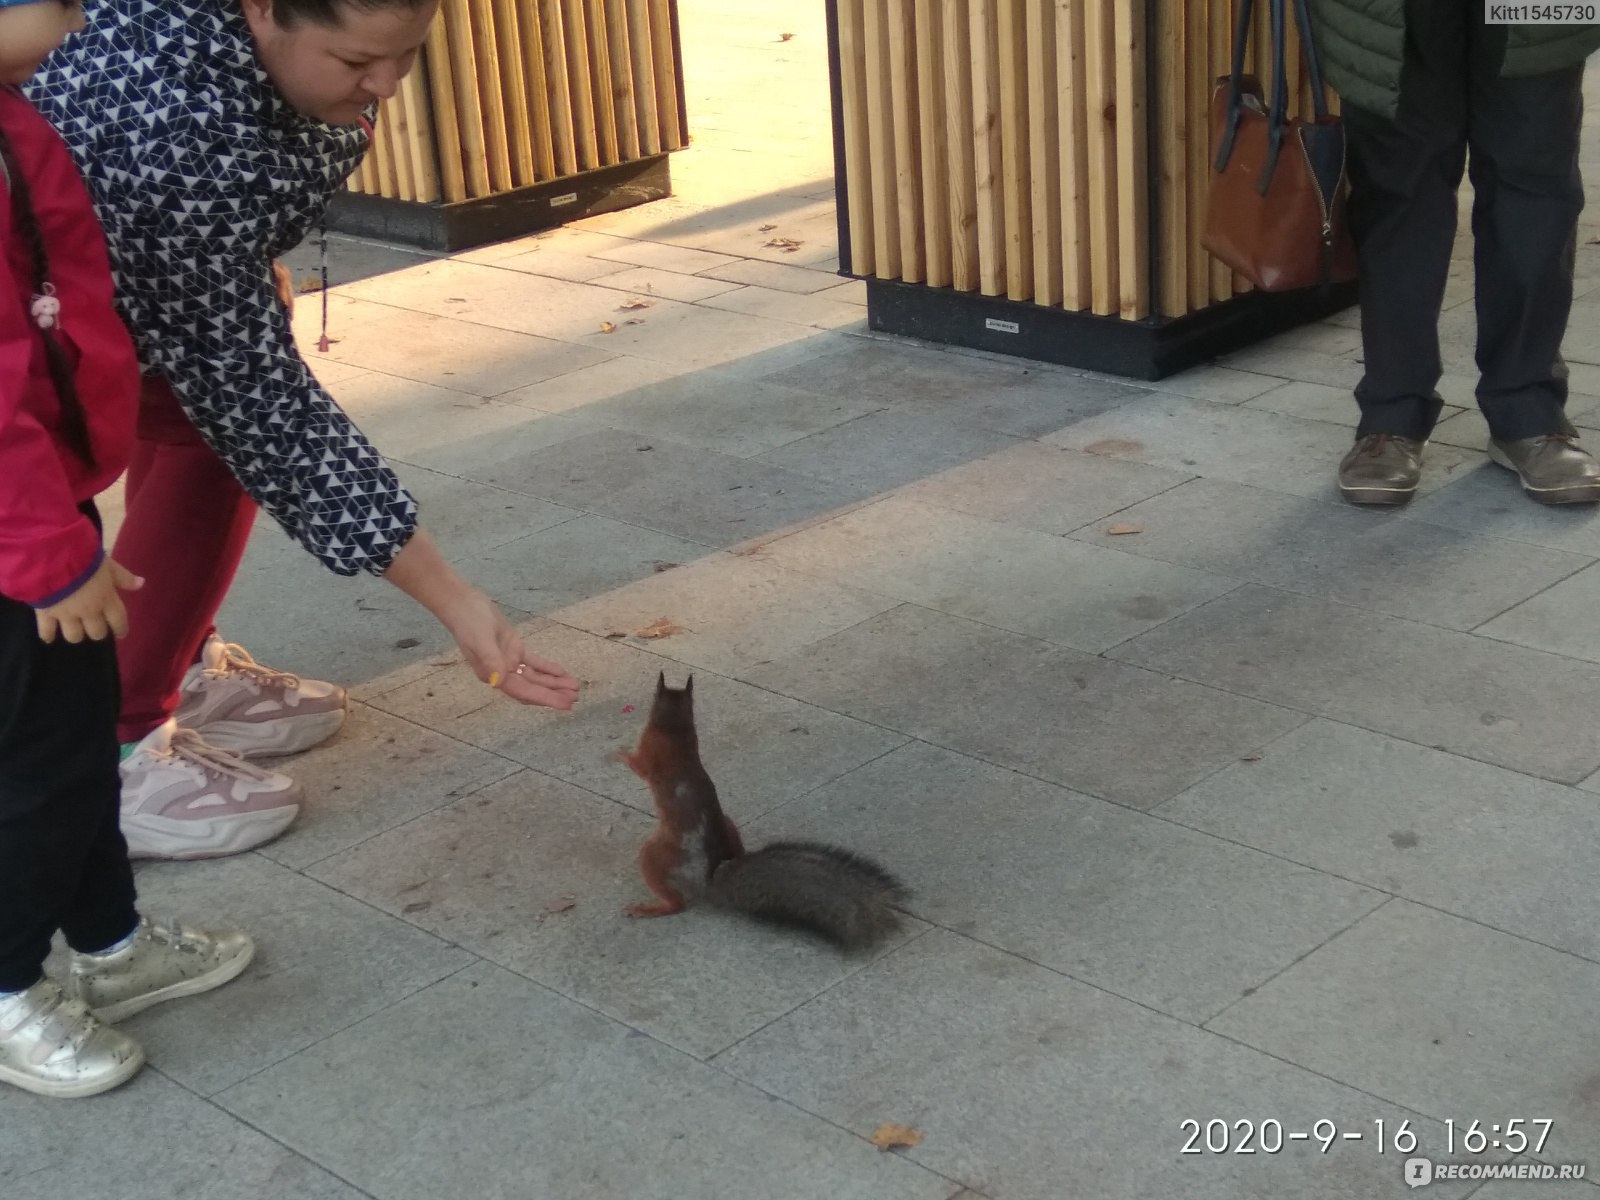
[{"xmin": 707, "ymin": 840, "xmax": 910, "ymax": 950}]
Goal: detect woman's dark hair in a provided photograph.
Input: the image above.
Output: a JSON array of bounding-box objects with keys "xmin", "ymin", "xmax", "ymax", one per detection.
[
  {"xmin": 271, "ymin": 0, "xmax": 433, "ymax": 30},
  {"xmin": 0, "ymin": 121, "xmax": 94, "ymax": 468}
]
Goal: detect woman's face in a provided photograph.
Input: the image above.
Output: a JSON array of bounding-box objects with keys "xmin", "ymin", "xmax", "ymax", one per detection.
[
  {"xmin": 0, "ymin": 1, "xmax": 86, "ymax": 85},
  {"xmin": 242, "ymin": 0, "xmax": 438, "ymax": 127}
]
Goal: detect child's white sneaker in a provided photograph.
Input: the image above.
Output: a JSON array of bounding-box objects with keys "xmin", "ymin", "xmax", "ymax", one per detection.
[
  {"xmin": 0, "ymin": 978, "xmax": 144, "ymax": 1098},
  {"xmin": 64, "ymin": 916, "xmax": 254, "ymax": 1023}
]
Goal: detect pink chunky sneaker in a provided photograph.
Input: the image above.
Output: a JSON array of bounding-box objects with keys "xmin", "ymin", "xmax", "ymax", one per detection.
[
  {"xmin": 119, "ymin": 721, "xmax": 303, "ymax": 859},
  {"xmin": 175, "ymin": 635, "xmax": 347, "ymax": 759}
]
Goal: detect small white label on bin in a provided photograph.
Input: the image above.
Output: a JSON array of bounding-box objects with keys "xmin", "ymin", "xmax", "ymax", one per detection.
[
  {"xmin": 985, "ymin": 318, "xmax": 1021, "ymax": 334},
  {"xmin": 550, "ymin": 192, "xmax": 580, "ymax": 207}
]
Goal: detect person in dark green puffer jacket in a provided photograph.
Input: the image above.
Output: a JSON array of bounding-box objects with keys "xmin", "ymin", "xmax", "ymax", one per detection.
[{"xmin": 1312, "ymin": 0, "xmax": 1600, "ymax": 506}]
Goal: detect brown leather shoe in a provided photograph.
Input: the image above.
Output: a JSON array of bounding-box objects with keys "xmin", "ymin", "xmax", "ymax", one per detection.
[
  {"xmin": 1487, "ymin": 433, "xmax": 1600, "ymax": 505},
  {"xmin": 1337, "ymin": 434, "xmax": 1425, "ymax": 506}
]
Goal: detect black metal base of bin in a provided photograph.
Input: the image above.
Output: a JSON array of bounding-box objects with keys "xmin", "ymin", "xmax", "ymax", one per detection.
[
  {"xmin": 324, "ymin": 154, "xmax": 675, "ymax": 253},
  {"xmin": 863, "ymin": 277, "xmax": 1360, "ymax": 382}
]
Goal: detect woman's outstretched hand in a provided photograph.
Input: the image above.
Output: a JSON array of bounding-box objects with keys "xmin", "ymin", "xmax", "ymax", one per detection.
[{"xmin": 384, "ymin": 530, "xmax": 580, "ymax": 710}]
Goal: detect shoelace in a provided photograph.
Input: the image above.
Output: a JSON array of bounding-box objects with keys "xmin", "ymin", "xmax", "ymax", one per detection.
[
  {"xmin": 167, "ymin": 727, "xmax": 278, "ymax": 783},
  {"xmin": 208, "ymin": 642, "xmax": 302, "ymax": 691},
  {"xmin": 1356, "ymin": 433, "xmax": 1406, "ymax": 456}
]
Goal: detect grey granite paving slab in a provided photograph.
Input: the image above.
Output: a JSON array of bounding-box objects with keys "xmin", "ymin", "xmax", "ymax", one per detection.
[
  {"xmin": 550, "ymin": 549, "xmax": 899, "ymax": 677},
  {"xmin": 1405, "ymin": 463, "xmax": 1600, "ymax": 557},
  {"xmin": 758, "ymin": 741, "xmax": 1382, "ymax": 1020},
  {"xmin": 754, "ymin": 406, "xmax": 1023, "ymax": 494},
  {"xmin": 744, "ymin": 603, "xmax": 1309, "ymax": 809},
  {"xmin": 1047, "ymin": 393, "xmax": 1477, "ymax": 500},
  {"xmin": 1067, "ymin": 477, "xmax": 1588, "ymax": 630},
  {"xmin": 1475, "ymin": 561, "xmax": 1600, "ymax": 665},
  {"xmin": 754, "ymin": 337, "xmax": 1145, "ymax": 438},
  {"xmin": 1111, "ymin": 583, "xmax": 1600, "ymax": 782},
  {"xmin": 107, "ymin": 855, "xmax": 471, "ymax": 1097},
  {"xmin": 305, "ymin": 303, "xmax": 613, "ymax": 397},
  {"xmin": 435, "ymin": 425, "xmax": 880, "ymax": 546},
  {"xmin": 464, "ymin": 513, "xmax": 715, "ymax": 617},
  {"xmin": 716, "ymin": 929, "xmax": 1477, "ymax": 1200},
  {"xmin": 218, "ymin": 961, "xmax": 954, "ymax": 1200},
  {"xmin": 1163, "ymin": 718, "xmax": 1600, "ymax": 963},
  {"xmin": 1206, "ymin": 900, "xmax": 1600, "ymax": 1167},
  {"xmin": 0, "ymin": 1070, "xmax": 365, "ymax": 1200},
  {"xmin": 255, "ymin": 703, "xmax": 521, "ymax": 870},
  {"xmin": 890, "ymin": 440, "xmax": 1192, "ymax": 535},
  {"xmin": 333, "ymin": 373, "xmax": 598, "ymax": 474},
  {"xmin": 1146, "ymin": 363, "xmax": 1287, "ymax": 404},
  {"xmin": 504, "ymin": 355, "xmax": 883, "ymax": 457},
  {"xmin": 309, "ymin": 774, "xmax": 925, "ymax": 1058},
  {"xmin": 760, "ymin": 496, "xmax": 1240, "ymax": 651}
]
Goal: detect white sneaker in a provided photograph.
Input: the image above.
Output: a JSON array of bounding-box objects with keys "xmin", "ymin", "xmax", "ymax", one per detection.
[
  {"xmin": 119, "ymin": 721, "xmax": 303, "ymax": 860},
  {"xmin": 0, "ymin": 979, "xmax": 144, "ymax": 1099},
  {"xmin": 175, "ymin": 636, "xmax": 347, "ymax": 760},
  {"xmin": 65, "ymin": 917, "xmax": 254, "ymax": 1024}
]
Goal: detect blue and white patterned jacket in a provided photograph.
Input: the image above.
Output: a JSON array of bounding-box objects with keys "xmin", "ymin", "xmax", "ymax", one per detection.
[{"xmin": 27, "ymin": 0, "xmax": 419, "ymax": 576}]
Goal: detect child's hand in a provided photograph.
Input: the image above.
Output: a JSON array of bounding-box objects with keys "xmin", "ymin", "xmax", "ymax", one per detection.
[
  {"xmin": 273, "ymin": 260, "xmax": 294, "ymax": 314},
  {"xmin": 35, "ymin": 557, "xmax": 144, "ymax": 644}
]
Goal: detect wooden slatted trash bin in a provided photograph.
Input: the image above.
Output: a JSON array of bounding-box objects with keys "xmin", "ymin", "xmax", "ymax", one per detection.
[
  {"xmin": 824, "ymin": 0, "xmax": 1360, "ymax": 381},
  {"xmin": 328, "ymin": 0, "xmax": 689, "ymax": 251}
]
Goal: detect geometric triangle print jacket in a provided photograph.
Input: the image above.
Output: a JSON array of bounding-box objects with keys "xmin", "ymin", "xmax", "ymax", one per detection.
[{"xmin": 27, "ymin": 0, "xmax": 419, "ymax": 576}]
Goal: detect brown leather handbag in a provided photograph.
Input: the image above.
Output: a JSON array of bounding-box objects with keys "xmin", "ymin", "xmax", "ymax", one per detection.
[{"xmin": 1201, "ymin": 0, "xmax": 1357, "ymax": 293}]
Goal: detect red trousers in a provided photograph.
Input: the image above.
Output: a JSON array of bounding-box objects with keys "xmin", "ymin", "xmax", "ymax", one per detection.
[{"xmin": 113, "ymin": 378, "xmax": 257, "ymax": 745}]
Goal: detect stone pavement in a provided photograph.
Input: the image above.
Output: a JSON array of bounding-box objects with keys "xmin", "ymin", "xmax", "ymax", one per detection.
[{"xmin": 8, "ymin": 5, "xmax": 1600, "ymax": 1199}]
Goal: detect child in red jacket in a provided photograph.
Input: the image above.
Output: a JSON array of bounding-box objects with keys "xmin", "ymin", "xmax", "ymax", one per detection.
[{"xmin": 0, "ymin": 0, "xmax": 253, "ymax": 1099}]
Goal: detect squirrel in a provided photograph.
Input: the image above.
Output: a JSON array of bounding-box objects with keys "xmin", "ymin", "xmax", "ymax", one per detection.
[{"xmin": 615, "ymin": 672, "xmax": 909, "ymax": 950}]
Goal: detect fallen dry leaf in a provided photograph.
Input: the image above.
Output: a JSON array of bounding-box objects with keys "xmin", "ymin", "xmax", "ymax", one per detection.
[
  {"xmin": 652, "ymin": 561, "xmax": 679, "ymax": 573},
  {"xmin": 765, "ymin": 237, "xmax": 803, "ymax": 253},
  {"xmin": 731, "ymin": 544, "xmax": 765, "ymax": 556},
  {"xmin": 618, "ymin": 298, "xmax": 653, "ymax": 311},
  {"xmin": 633, "ymin": 617, "xmax": 686, "ymax": 639},
  {"xmin": 779, "ymin": 31, "xmax": 795, "ymax": 41},
  {"xmin": 759, "ymin": 223, "xmax": 778, "ymax": 232},
  {"xmin": 297, "ymin": 274, "xmax": 323, "ymax": 294},
  {"xmin": 871, "ymin": 1124, "xmax": 923, "ymax": 1152},
  {"xmin": 1240, "ymin": 751, "xmax": 1264, "ymax": 762},
  {"xmin": 1105, "ymin": 522, "xmax": 1143, "ymax": 536},
  {"xmin": 544, "ymin": 898, "xmax": 576, "ymax": 914},
  {"xmin": 1083, "ymin": 438, "xmax": 1144, "ymax": 456},
  {"xmin": 598, "ymin": 320, "xmax": 618, "ymax": 334},
  {"xmin": 625, "ymin": 318, "xmax": 645, "ymax": 326},
  {"xmin": 621, "ymin": 704, "xmax": 635, "ymax": 714}
]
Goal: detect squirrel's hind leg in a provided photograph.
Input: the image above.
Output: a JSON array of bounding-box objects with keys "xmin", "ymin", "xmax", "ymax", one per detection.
[{"xmin": 626, "ymin": 831, "xmax": 688, "ymax": 918}]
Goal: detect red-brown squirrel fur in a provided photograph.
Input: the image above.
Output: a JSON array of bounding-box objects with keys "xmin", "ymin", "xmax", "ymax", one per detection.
[{"xmin": 616, "ymin": 672, "xmax": 908, "ymax": 950}]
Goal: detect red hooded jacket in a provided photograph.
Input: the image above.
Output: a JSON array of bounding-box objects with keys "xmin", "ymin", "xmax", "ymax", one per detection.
[{"xmin": 0, "ymin": 86, "xmax": 138, "ymax": 609}]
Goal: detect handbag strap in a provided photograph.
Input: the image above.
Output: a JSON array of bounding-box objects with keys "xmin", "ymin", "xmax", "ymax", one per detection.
[
  {"xmin": 1213, "ymin": 0, "xmax": 1256, "ymax": 172},
  {"xmin": 1262, "ymin": 0, "xmax": 1286, "ymax": 193},
  {"xmin": 1291, "ymin": 0, "xmax": 1332, "ymax": 123}
]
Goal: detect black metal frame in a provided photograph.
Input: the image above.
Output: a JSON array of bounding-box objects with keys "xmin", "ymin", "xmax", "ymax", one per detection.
[
  {"xmin": 326, "ymin": 155, "xmax": 674, "ymax": 253},
  {"xmin": 823, "ymin": 0, "xmax": 1356, "ymax": 381}
]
